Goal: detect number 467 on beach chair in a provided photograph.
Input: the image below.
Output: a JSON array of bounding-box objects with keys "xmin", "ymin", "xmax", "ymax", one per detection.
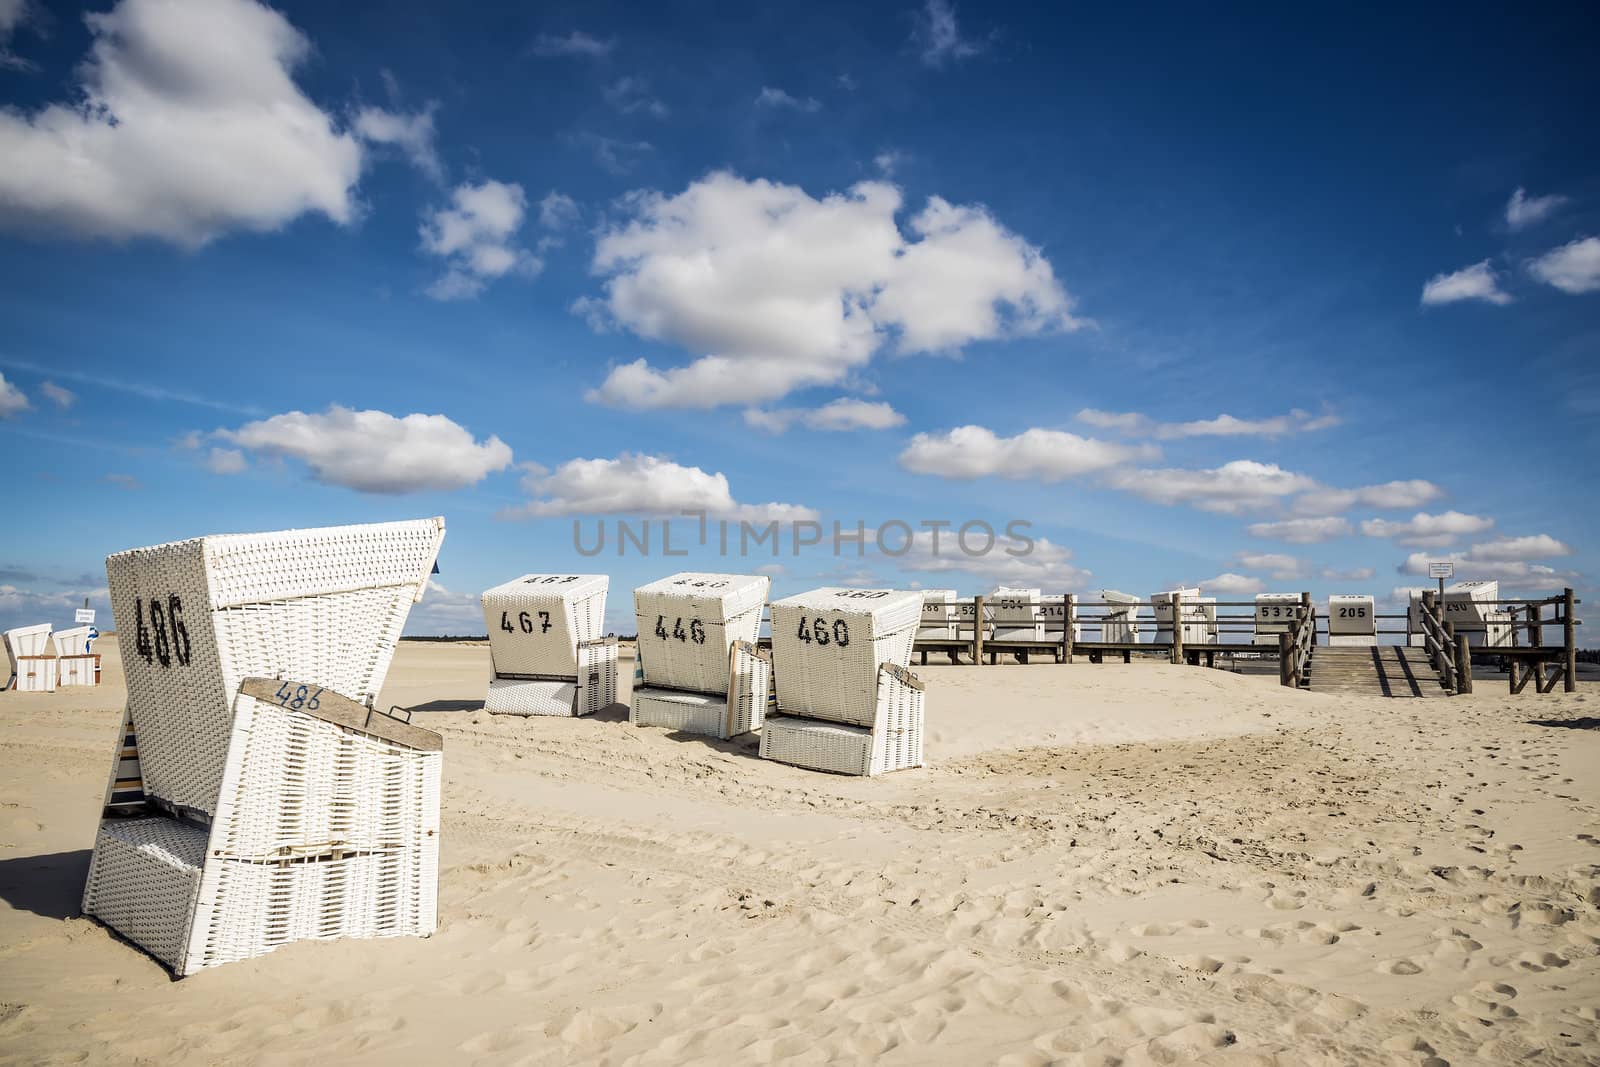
[
  {"xmin": 481, "ymin": 574, "xmax": 619, "ymax": 716},
  {"xmin": 81, "ymin": 519, "xmax": 446, "ymax": 976}
]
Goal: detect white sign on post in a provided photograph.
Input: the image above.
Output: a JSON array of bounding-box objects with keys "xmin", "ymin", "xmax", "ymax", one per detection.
[
  {"xmin": 75, "ymin": 608, "xmax": 96, "ymax": 624},
  {"xmin": 1428, "ymin": 562, "xmax": 1455, "ymax": 580}
]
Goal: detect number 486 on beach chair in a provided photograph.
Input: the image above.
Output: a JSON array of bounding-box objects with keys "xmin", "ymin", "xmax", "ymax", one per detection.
[{"xmin": 81, "ymin": 519, "xmax": 446, "ymax": 976}]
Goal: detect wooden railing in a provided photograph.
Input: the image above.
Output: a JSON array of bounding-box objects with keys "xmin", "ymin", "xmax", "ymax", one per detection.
[{"xmin": 1277, "ymin": 604, "xmax": 1315, "ymax": 688}]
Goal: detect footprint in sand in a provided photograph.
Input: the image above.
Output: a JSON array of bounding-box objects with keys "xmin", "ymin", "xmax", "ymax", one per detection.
[{"xmin": 1377, "ymin": 958, "xmax": 1424, "ymax": 975}]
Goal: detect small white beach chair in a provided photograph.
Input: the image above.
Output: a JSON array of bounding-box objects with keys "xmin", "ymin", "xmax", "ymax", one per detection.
[
  {"xmin": 761, "ymin": 588, "xmax": 925, "ymax": 776},
  {"xmin": 629, "ymin": 572, "xmax": 773, "ymax": 739},
  {"xmin": 1152, "ymin": 588, "xmax": 1212, "ymax": 646},
  {"xmin": 81, "ymin": 518, "xmax": 446, "ymax": 976},
  {"xmin": 1254, "ymin": 593, "xmax": 1300, "ymax": 646},
  {"xmin": 1327, "ymin": 594, "xmax": 1376, "ymax": 646},
  {"xmin": 52, "ymin": 624, "xmax": 100, "ymax": 687},
  {"xmin": 481, "ymin": 574, "xmax": 619, "ymax": 716},
  {"xmin": 4, "ymin": 623, "xmax": 55, "ymax": 692},
  {"xmin": 917, "ymin": 590, "xmax": 959, "ymax": 641},
  {"xmin": 990, "ymin": 587, "xmax": 1045, "ymax": 643},
  {"xmin": 1098, "ymin": 591, "xmax": 1143, "ymax": 643}
]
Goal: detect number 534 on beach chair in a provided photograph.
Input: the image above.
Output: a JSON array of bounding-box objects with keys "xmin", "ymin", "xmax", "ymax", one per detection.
[
  {"xmin": 81, "ymin": 519, "xmax": 446, "ymax": 976},
  {"xmin": 761, "ymin": 588, "xmax": 927, "ymax": 777},
  {"xmin": 481, "ymin": 574, "xmax": 619, "ymax": 716}
]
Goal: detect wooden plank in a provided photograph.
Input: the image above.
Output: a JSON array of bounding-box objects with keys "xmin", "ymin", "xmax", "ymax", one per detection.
[{"xmin": 238, "ymin": 677, "xmax": 443, "ymax": 751}]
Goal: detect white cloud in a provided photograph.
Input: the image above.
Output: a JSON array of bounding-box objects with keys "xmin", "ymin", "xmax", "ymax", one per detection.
[
  {"xmin": 605, "ymin": 76, "xmax": 668, "ymax": 118},
  {"xmin": 204, "ymin": 447, "xmax": 247, "ymax": 475},
  {"xmin": 219, "ymin": 406, "xmax": 512, "ymax": 493},
  {"xmin": 406, "ymin": 579, "xmax": 489, "ymax": 636},
  {"xmin": 898, "ymin": 425, "xmax": 1155, "ymax": 481},
  {"xmin": 0, "ymin": 0, "xmax": 34, "ymax": 70},
  {"xmin": 1104, "ymin": 460, "xmax": 1317, "ymax": 515},
  {"xmin": 1462, "ymin": 534, "xmax": 1571, "ymax": 562},
  {"xmin": 1292, "ymin": 479, "xmax": 1444, "ymax": 516},
  {"xmin": 873, "ymin": 151, "xmax": 905, "ymax": 177},
  {"xmin": 583, "ymin": 172, "xmax": 1080, "ymax": 408},
  {"xmin": 38, "ymin": 381, "xmax": 74, "ymax": 408},
  {"xmin": 0, "ymin": 582, "xmax": 111, "ymax": 635},
  {"xmin": 755, "ymin": 87, "xmax": 821, "ymax": 113},
  {"xmin": 1359, "ymin": 510, "xmax": 1495, "ymax": 548},
  {"xmin": 1235, "ymin": 552, "xmax": 1306, "ymax": 580},
  {"xmin": 529, "ymin": 30, "xmax": 614, "ymax": 57},
  {"xmin": 1246, "ymin": 517, "xmax": 1352, "ymax": 544},
  {"xmin": 1076, "ymin": 407, "xmax": 1340, "ymax": 439},
  {"xmin": 1420, "ymin": 260, "xmax": 1511, "ymax": 306},
  {"xmin": 420, "ymin": 180, "xmax": 539, "ymax": 300},
  {"xmin": 1505, "ymin": 187, "xmax": 1567, "ymax": 230},
  {"xmin": 1321, "ymin": 566, "xmax": 1375, "ymax": 582},
  {"xmin": 1199, "ymin": 572, "xmax": 1262, "ymax": 595},
  {"xmin": 507, "ymin": 453, "xmax": 815, "ymax": 520},
  {"xmin": 539, "ymin": 191, "xmax": 580, "ymax": 230},
  {"xmin": 0, "ymin": 372, "xmax": 29, "ymax": 417},
  {"xmin": 578, "ymin": 133, "xmax": 654, "ymax": 175},
  {"xmin": 1397, "ymin": 551, "xmax": 1571, "ymax": 588},
  {"xmin": 889, "ymin": 531, "xmax": 1089, "ymax": 589},
  {"xmin": 745, "ymin": 398, "xmax": 906, "ymax": 434},
  {"xmin": 913, "ymin": 0, "xmax": 984, "ymax": 67},
  {"xmin": 0, "ymin": 0, "xmax": 361, "ymax": 247},
  {"xmin": 354, "ymin": 104, "xmax": 443, "ymax": 183},
  {"xmin": 1527, "ymin": 236, "xmax": 1600, "ymax": 295}
]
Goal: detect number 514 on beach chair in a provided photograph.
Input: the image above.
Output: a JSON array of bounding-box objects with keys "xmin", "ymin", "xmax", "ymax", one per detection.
[{"xmin": 81, "ymin": 519, "xmax": 446, "ymax": 976}]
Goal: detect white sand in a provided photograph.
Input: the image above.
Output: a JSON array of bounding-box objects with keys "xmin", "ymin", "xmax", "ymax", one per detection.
[{"xmin": 1, "ymin": 642, "xmax": 1597, "ymax": 1064}]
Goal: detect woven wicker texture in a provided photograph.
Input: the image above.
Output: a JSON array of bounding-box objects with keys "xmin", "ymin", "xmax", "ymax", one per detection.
[
  {"xmin": 770, "ymin": 588, "xmax": 920, "ymax": 727},
  {"xmin": 629, "ymin": 640, "xmax": 770, "ymax": 739},
  {"xmin": 82, "ymin": 817, "xmax": 206, "ymax": 969},
  {"xmin": 633, "ymin": 572, "xmax": 768, "ymax": 693},
  {"xmin": 990, "ymin": 587, "xmax": 1045, "ymax": 642},
  {"xmin": 483, "ymin": 637, "xmax": 618, "ymax": 717},
  {"xmin": 105, "ymin": 519, "xmax": 445, "ymax": 815},
  {"xmin": 482, "ymin": 574, "xmax": 608, "ymax": 678},
  {"xmin": 83, "ymin": 681, "xmax": 443, "ymax": 977},
  {"xmin": 759, "ymin": 667, "xmax": 924, "ymax": 776}
]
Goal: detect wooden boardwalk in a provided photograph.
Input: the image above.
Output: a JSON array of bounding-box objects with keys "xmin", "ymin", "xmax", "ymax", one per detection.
[{"xmin": 1304, "ymin": 646, "xmax": 1447, "ymax": 698}]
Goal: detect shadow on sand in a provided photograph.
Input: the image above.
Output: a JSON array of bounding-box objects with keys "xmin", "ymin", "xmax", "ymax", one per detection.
[{"xmin": 0, "ymin": 849, "xmax": 91, "ymax": 921}]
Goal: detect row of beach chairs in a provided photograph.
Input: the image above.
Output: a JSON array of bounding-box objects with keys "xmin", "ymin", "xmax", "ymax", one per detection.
[{"xmin": 3, "ymin": 623, "xmax": 100, "ymax": 691}]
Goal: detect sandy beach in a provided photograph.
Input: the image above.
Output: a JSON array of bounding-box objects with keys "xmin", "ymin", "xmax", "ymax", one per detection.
[{"xmin": 2, "ymin": 642, "xmax": 1597, "ymax": 1065}]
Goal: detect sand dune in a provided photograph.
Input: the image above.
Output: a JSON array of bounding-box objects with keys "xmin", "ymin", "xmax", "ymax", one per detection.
[{"xmin": 1, "ymin": 642, "xmax": 1597, "ymax": 1065}]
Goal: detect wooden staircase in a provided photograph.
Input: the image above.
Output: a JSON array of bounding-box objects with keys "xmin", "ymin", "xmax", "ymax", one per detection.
[{"xmin": 1303, "ymin": 646, "xmax": 1448, "ymax": 698}]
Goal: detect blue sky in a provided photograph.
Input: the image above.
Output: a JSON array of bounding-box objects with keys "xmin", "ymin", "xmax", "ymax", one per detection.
[{"xmin": 1, "ymin": 0, "xmax": 1596, "ymax": 636}]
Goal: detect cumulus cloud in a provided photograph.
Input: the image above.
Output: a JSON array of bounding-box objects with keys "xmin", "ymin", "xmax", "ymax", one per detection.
[
  {"xmin": 0, "ymin": 582, "xmax": 112, "ymax": 635},
  {"xmin": 406, "ymin": 579, "xmax": 488, "ymax": 636},
  {"xmin": 898, "ymin": 426, "xmax": 1155, "ymax": 481},
  {"xmin": 1321, "ymin": 566, "xmax": 1375, "ymax": 582},
  {"xmin": 1235, "ymin": 552, "xmax": 1307, "ymax": 581},
  {"xmin": 1246, "ymin": 517, "xmax": 1353, "ymax": 544},
  {"xmin": 1359, "ymin": 510, "xmax": 1495, "ymax": 548},
  {"xmin": 204, "ymin": 447, "xmax": 247, "ymax": 475},
  {"xmin": 755, "ymin": 87, "xmax": 821, "ymax": 113},
  {"xmin": 1292, "ymin": 479, "xmax": 1443, "ymax": 516},
  {"xmin": 0, "ymin": 0, "xmax": 361, "ymax": 247},
  {"xmin": 1527, "ymin": 236, "xmax": 1600, "ymax": 295},
  {"xmin": 1104, "ymin": 460, "xmax": 1317, "ymax": 515},
  {"xmin": 354, "ymin": 104, "xmax": 443, "ymax": 183},
  {"xmin": 1198, "ymin": 572, "xmax": 1262, "ymax": 595},
  {"xmin": 539, "ymin": 191, "xmax": 580, "ymax": 230},
  {"xmin": 1076, "ymin": 407, "xmax": 1339, "ymax": 439},
  {"xmin": 887, "ymin": 531, "xmax": 1089, "ymax": 589},
  {"xmin": 1397, "ymin": 547, "xmax": 1574, "ymax": 587},
  {"xmin": 873, "ymin": 151, "xmax": 906, "ymax": 177},
  {"xmin": 1505, "ymin": 187, "xmax": 1567, "ymax": 231},
  {"xmin": 583, "ymin": 173, "xmax": 1081, "ymax": 408},
  {"xmin": 506, "ymin": 453, "xmax": 815, "ymax": 520},
  {"xmin": 913, "ymin": 0, "xmax": 984, "ymax": 67},
  {"xmin": 0, "ymin": 372, "xmax": 28, "ymax": 417},
  {"xmin": 39, "ymin": 381, "xmax": 74, "ymax": 408},
  {"xmin": 1420, "ymin": 260, "xmax": 1511, "ymax": 306},
  {"xmin": 745, "ymin": 398, "xmax": 906, "ymax": 434},
  {"xmin": 420, "ymin": 180, "xmax": 539, "ymax": 300},
  {"xmin": 1462, "ymin": 534, "xmax": 1571, "ymax": 562},
  {"xmin": 218, "ymin": 406, "xmax": 512, "ymax": 493},
  {"xmin": 605, "ymin": 76, "xmax": 668, "ymax": 117},
  {"xmin": 529, "ymin": 30, "xmax": 614, "ymax": 57}
]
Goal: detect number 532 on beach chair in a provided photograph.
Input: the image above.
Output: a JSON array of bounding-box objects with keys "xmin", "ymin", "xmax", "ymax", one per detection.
[{"xmin": 81, "ymin": 519, "xmax": 446, "ymax": 976}]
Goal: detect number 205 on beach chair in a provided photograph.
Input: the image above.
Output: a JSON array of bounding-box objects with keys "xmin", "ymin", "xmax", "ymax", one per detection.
[
  {"xmin": 481, "ymin": 574, "xmax": 619, "ymax": 716},
  {"xmin": 81, "ymin": 519, "xmax": 446, "ymax": 976},
  {"xmin": 629, "ymin": 572, "xmax": 773, "ymax": 740},
  {"xmin": 761, "ymin": 588, "xmax": 926, "ymax": 777}
]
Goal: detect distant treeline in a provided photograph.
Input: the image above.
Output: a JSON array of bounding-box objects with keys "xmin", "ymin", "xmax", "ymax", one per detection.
[{"xmin": 401, "ymin": 634, "xmax": 489, "ymax": 642}]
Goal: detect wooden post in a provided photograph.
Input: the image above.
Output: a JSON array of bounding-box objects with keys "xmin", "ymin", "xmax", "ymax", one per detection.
[
  {"xmin": 1454, "ymin": 633, "xmax": 1473, "ymax": 694},
  {"xmin": 1421, "ymin": 589, "xmax": 1438, "ymax": 673},
  {"xmin": 1528, "ymin": 602, "xmax": 1542, "ymax": 648},
  {"xmin": 1564, "ymin": 587, "xmax": 1577, "ymax": 694},
  {"xmin": 1279, "ymin": 631, "xmax": 1292, "ymax": 687},
  {"xmin": 1301, "ymin": 592, "xmax": 1314, "ymax": 647},
  {"xmin": 1170, "ymin": 592, "xmax": 1184, "ymax": 665},
  {"xmin": 1442, "ymin": 620, "xmax": 1456, "ymax": 690},
  {"xmin": 972, "ymin": 596, "xmax": 985, "ymax": 667},
  {"xmin": 1063, "ymin": 593, "xmax": 1075, "ymax": 664}
]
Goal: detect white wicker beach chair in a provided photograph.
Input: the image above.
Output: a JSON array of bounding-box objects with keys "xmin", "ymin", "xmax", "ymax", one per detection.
[
  {"xmin": 917, "ymin": 589, "xmax": 959, "ymax": 641},
  {"xmin": 4, "ymin": 623, "xmax": 55, "ymax": 692},
  {"xmin": 1152, "ymin": 588, "xmax": 1213, "ymax": 646},
  {"xmin": 81, "ymin": 518, "xmax": 446, "ymax": 976},
  {"xmin": 629, "ymin": 572, "xmax": 772, "ymax": 739},
  {"xmin": 481, "ymin": 574, "xmax": 618, "ymax": 716},
  {"xmin": 990, "ymin": 587, "xmax": 1045, "ymax": 643},
  {"xmin": 1327, "ymin": 594, "xmax": 1376, "ymax": 646},
  {"xmin": 761, "ymin": 588, "xmax": 925, "ymax": 776},
  {"xmin": 51, "ymin": 624, "xmax": 100, "ymax": 687}
]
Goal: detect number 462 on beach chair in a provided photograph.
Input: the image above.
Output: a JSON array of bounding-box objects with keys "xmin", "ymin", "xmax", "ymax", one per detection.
[{"xmin": 81, "ymin": 519, "xmax": 446, "ymax": 976}]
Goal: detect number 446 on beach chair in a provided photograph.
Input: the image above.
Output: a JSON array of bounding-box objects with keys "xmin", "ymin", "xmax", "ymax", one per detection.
[{"xmin": 81, "ymin": 519, "xmax": 446, "ymax": 976}]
